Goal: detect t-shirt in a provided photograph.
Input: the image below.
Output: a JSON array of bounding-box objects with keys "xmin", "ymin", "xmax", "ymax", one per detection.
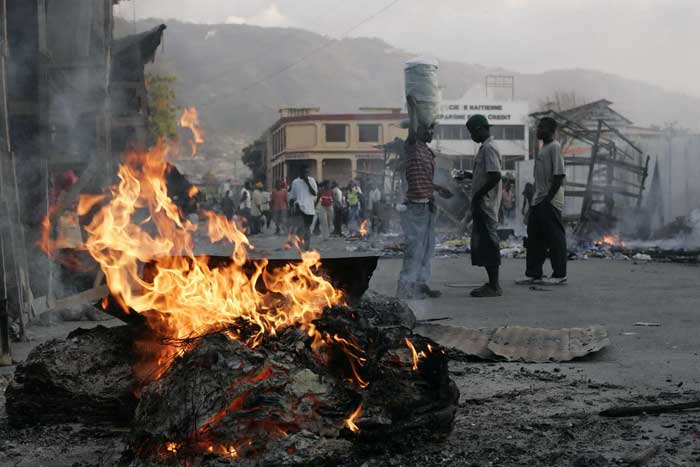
[
  {"xmin": 251, "ymin": 189, "xmax": 264, "ymax": 216},
  {"xmin": 271, "ymin": 189, "xmax": 287, "ymax": 211},
  {"xmin": 471, "ymin": 137, "xmax": 502, "ymax": 223},
  {"xmin": 289, "ymin": 176, "xmax": 318, "ymax": 216},
  {"xmin": 239, "ymin": 188, "xmax": 251, "ymax": 210},
  {"xmin": 347, "ymin": 189, "xmax": 360, "ymax": 206},
  {"xmin": 319, "ymin": 188, "xmax": 333, "ymax": 207},
  {"xmin": 404, "ymin": 140, "xmax": 435, "ymax": 202},
  {"xmin": 533, "ymin": 141, "xmax": 566, "ymax": 211}
]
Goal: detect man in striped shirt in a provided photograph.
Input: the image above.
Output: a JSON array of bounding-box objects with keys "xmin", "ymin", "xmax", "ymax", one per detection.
[{"xmin": 397, "ymin": 124, "xmax": 452, "ymax": 300}]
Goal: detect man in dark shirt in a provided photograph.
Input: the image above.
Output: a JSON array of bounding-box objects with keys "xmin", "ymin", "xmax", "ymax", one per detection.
[{"xmin": 397, "ymin": 122, "xmax": 452, "ymax": 300}]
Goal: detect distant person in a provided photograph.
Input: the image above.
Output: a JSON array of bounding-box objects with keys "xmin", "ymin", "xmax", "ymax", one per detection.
[
  {"xmin": 368, "ymin": 184, "xmax": 383, "ymax": 234},
  {"xmin": 332, "ymin": 181, "xmax": 344, "ymax": 236},
  {"xmin": 317, "ymin": 181, "xmax": 334, "ymax": 241},
  {"xmin": 251, "ymin": 182, "xmax": 265, "ymax": 235},
  {"xmin": 271, "ymin": 181, "xmax": 288, "ymax": 235},
  {"xmin": 262, "ymin": 186, "xmax": 272, "ymax": 230},
  {"xmin": 289, "ymin": 165, "xmax": 318, "ymax": 250},
  {"xmin": 501, "ymin": 181, "xmax": 515, "ymax": 223},
  {"xmin": 221, "ymin": 189, "xmax": 235, "ymax": 220},
  {"xmin": 346, "ymin": 182, "xmax": 362, "ymax": 236},
  {"xmin": 517, "ymin": 117, "xmax": 568, "ymax": 286},
  {"xmin": 465, "ymin": 114, "xmax": 503, "ymax": 298},
  {"xmin": 239, "ymin": 182, "xmax": 252, "ymax": 232}
]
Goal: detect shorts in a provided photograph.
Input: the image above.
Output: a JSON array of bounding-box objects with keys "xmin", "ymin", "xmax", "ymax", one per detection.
[{"xmin": 471, "ymin": 208, "xmax": 501, "ymax": 267}]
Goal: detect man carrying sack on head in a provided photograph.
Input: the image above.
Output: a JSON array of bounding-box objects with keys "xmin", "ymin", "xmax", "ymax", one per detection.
[{"xmin": 397, "ymin": 57, "xmax": 452, "ymax": 300}]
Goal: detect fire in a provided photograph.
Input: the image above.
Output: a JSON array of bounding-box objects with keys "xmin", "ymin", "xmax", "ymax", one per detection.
[
  {"xmin": 188, "ymin": 185, "xmax": 199, "ymax": 198},
  {"xmin": 359, "ymin": 219, "xmax": 369, "ymax": 237},
  {"xmin": 345, "ymin": 403, "xmax": 362, "ymax": 433},
  {"xmin": 404, "ymin": 337, "xmax": 419, "ymax": 370},
  {"xmin": 39, "ymin": 108, "xmax": 344, "ymax": 383},
  {"xmin": 597, "ymin": 234, "xmax": 625, "ymax": 248},
  {"xmin": 180, "ymin": 107, "xmax": 204, "ymax": 156}
]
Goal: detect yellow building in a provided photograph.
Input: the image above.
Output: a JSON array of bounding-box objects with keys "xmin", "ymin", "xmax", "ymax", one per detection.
[{"xmin": 266, "ymin": 107, "xmax": 408, "ymax": 187}]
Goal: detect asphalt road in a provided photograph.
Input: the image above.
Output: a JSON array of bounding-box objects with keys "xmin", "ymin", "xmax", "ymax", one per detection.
[{"xmin": 369, "ymin": 256, "xmax": 700, "ymax": 391}]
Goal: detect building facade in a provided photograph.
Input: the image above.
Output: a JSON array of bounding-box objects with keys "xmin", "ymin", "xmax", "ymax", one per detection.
[
  {"xmin": 431, "ymin": 99, "xmax": 530, "ymax": 174},
  {"xmin": 265, "ymin": 108, "xmax": 408, "ymax": 187}
]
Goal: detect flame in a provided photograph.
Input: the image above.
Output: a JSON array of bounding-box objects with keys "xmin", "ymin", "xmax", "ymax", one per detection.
[
  {"xmin": 345, "ymin": 403, "xmax": 362, "ymax": 433},
  {"xmin": 180, "ymin": 107, "xmax": 204, "ymax": 156},
  {"xmin": 404, "ymin": 337, "xmax": 419, "ymax": 371},
  {"xmin": 596, "ymin": 234, "xmax": 625, "ymax": 248},
  {"xmin": 359, "ymin": 220, "xmax": 369, "ymax": 237},
  {"xmin": 54, "ymin": 110, "xmax": 344, "ymax": 382},
  {"xmin": 188, "ymin": 185, "xmax": 199, "ymax": 198}
]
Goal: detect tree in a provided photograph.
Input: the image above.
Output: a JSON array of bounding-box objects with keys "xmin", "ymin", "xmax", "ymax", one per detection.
[
  {"xmin": 241, "ymin": 138, "xmax": 267, "ymax": 184},
  {"xmin": 145, "ymin": 73, "xmax": 179, "ymax": 143}
]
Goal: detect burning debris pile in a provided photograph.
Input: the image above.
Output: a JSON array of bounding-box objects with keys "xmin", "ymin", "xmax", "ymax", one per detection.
[
  {"xmin": 6, "ymin": 299, "xmax": 458, "ymax": 466},
  {"xmin": 9, "ymin": 111, "xmax": 458, "ymax": 466}
]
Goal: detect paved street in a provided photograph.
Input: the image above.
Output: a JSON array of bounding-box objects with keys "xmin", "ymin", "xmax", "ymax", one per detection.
[{"xmin": 370, "ymin": 256, "xmax": 700, "ymax": 391}]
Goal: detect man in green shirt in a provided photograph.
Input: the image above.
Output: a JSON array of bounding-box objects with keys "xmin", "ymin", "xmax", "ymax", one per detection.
[{"xmin": 517, "ymin": 117, "xmax": 568, "ymax": 286}]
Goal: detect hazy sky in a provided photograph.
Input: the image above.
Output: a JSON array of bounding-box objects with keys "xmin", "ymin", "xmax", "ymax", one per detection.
[{"xmin": 115, "ymin": 0, "xmax": 700, "ymax": 97}]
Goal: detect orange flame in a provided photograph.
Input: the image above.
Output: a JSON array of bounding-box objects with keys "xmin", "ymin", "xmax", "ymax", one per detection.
[
  {"xmin": 359, "ymin": 220, "xmax": 369, "ymax": 237},
  {"xmin": 345, "ymin": 403, "xmax": 362, "ymax": 433},
  {"xmin": 188, "ymin": 185, "xmax": 199, "ymax": 198},
  {"xmin": 72, "ymin": 135, "xmax": 343, "ymax": 382},
  {"xmin": 179, "ymin": 107, "xmax": 204, "ymax": 156},
  {"xmin": 404, "ymin": 337, "xmax": 419, "ymax": 371},
  {"xmin": 597, "ymin": 234, "xmax": 625, "ymax": 248}
]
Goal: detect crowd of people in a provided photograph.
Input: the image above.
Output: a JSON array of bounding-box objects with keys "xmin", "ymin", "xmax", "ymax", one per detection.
[{"xmin": 213, "ymin": 164, "xmax": 384, "ymax": 250}]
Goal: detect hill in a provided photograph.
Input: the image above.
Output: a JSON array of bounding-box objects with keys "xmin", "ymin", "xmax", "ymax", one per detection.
[{"xmin": 115, "ymin": 19, "xmax": 700, "ymax": 169}]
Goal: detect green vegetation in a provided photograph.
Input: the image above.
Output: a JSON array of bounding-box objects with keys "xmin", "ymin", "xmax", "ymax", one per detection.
[{"xmin": 146, "ymin": 73, "xmax": 179, "ymax": 143}]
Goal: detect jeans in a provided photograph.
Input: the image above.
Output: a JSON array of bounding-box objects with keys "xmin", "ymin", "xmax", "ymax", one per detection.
[
  {"xmin": 398, "ymin": 203, "xmax": 436, "ymax": 291},
  {"xmin": 298, "ymin": 213, "xmax": 314, "ymax": 250},
  {"xmin": 318, "ymin": 205, "xmax": 333, "ymax": 240},
  {"xmin": 526, "ymin": 202, "xmax": 567, "ymax": 279}
]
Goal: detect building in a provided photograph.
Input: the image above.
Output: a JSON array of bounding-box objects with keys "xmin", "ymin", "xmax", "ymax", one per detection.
[
  {"xmin": 266, "ymin": 107, "xmax": 408, "ymax": 187},
  {"xmin": 431, "ymin": 98, "xmax": 530, "ymax": 174}
]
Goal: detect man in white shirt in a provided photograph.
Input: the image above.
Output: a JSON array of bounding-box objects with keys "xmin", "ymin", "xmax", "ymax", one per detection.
[
  {"xmin": 239, "ymin": 182, "xmax": 252, "ymax": 233},
  {"xmin": 368, "ymin": 185, "xmax": 382, "ymax": 234},
  {"xmin": 289, "ymin": 165, "xmax": 318, "ymax": 250}
]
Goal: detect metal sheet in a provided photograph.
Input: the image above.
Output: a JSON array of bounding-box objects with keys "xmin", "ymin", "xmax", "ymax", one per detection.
[
  {"xmin": 414, "ymin": 323, "xmax": 610, "ymax": 363},
  {"xmin": 488, "ymin": 325, "xmax": 610, "ymax": 363}
]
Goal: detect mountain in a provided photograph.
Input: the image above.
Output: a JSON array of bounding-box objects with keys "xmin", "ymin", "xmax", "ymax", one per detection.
[{"xmin": 117, "ymin": 18, "xmax": 700, "ymax": 144}]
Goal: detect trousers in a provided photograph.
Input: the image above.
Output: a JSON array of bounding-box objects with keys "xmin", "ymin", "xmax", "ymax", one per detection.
[
  {"xmin": 398, "ymin": 203, "xmax": 436, "ymax": 289},
  {"xmin": 526, "ymin": 202, "xmax": 567, "ymax": 279}
]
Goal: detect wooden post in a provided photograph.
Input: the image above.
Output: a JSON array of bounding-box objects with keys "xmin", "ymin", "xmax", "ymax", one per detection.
[{"xmin": 578, "ymin": 120, "xmax": 603, "ymax": 233}]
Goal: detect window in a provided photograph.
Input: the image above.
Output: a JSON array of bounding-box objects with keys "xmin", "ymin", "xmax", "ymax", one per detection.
[
  {"xmin": 358, "ymin": 124, "xmax": 381, "ymax": 143},
  {"xmin": 325, "ymin": 124, "xmax": 347, "ymax": 143},
  {"xmin": 492, "ymin": 125, "xmax": 525, "ymax": 140},
  {"xmin": 436, "ymin": 125, "xmax": 468, "ymax": 140},
  {"xmin": 504, "ymin": 125, "xmax": 525, "ymax": 140}
]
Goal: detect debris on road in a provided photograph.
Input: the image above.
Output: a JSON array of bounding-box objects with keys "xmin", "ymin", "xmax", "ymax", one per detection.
[
  {"xmin": 633, "ymin": 322, "xmax": 661, "ymax": 327},
  {"xmin": 413, "ymin": 324, "xmax": 610, "ymax": 363}
]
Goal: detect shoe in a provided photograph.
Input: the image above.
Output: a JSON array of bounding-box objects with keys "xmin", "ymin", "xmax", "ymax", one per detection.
[
  {"xmin": 417, "ymin": 284, "xmax": 442, "ymax": 298},
  {"xmin": 470, "ymin": 284, "xmax": 503, "ymax": 297},
  {"xmin": 515, "ymin": 277, "xmax": 544, "ymax": 285},
  {"xmin": 541, "ymin": 276, "xmax": 567, "ymax": 286}
]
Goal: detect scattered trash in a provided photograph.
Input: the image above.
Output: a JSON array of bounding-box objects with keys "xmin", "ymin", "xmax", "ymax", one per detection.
[
  {"xmin": 633, "ymin": 253, "xmax": 652, "ymax": 261},
  {"xmin": 620, "ymin": 332, "xmax": 637, "ymax": 336},
  {"xmin": 413, "ymin": 323, "xmax": 610, "ymax": 363},
  {"xmin": 529, "ymin": 286, "xmax": 552, "ymax": 292},
  {"xmin": 633, "ymin": 322, "xmax": 661, "ymax": 327}
]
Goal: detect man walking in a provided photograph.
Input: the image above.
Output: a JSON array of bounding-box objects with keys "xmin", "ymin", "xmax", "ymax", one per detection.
[
  {"xmin": 271, "ymin": 181, "xmax": 288, "ymax": 235},
  {"xmin": 396, "ymin": 125, "xmax": 452, "ymax": 300},
  {"xmin": 289, "ymin": 165, "xmax": 318, "ymax": 250},
  {"xmin": 517, "ymin": 117, "xmax": 567, "ymax": 285},
  {"xmin": 465, "ymin": 114, "xmax": 503, "ymax": 297}
]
